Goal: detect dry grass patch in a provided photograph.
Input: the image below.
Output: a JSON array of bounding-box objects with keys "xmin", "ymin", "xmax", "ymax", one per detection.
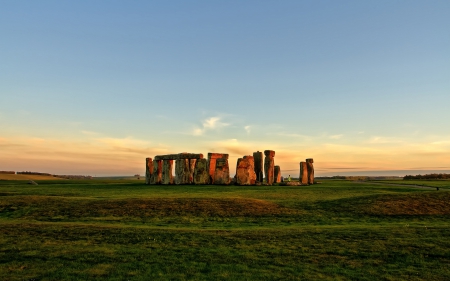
[
  {"xmin": 367, "ymin": 193, "xmax": 450, "ymax": 215},
  {"xmin": 1, "ymin": 197, "xmax": 300, "ymax": 219}
]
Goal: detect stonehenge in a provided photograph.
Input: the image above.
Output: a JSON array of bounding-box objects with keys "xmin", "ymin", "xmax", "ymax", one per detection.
[
  {"xmin": 208, "ymin": 153, "xmax": 229, "ymax": 184},
  {"xmin": 145, "ymin": 151, "xmax": 315, "ymax": 186},
  {"xmin": 274, "ymin": 165, "xmax": 281, "ymax": 183},
  {"xmin": 214, "ymin": 158, "xmax": 230, "ymax": 184},
  {"xmin": 264, "ymin": 150, "xmax": 275, "ymax": 185},
  {"xmin": 299, "ymin": 161, "xmax": 308, "ymax": 185},
  {"xmin": 253, "ymin": 151, "xmax": 264, "ymax": 183},
  {"xmin": 145, "ymin": 158, "xmax": 153, "ymax": 185},
  {"xmin": 235, "ymin": 156, "xmax": 256, "ymax": 185},
  {"xmin": 306, "ymin": 158, "xmax": 315, "ymax": 185}
]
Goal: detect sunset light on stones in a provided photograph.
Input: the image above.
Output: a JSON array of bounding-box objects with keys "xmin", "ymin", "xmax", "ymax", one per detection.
[{"xmin": 1, "ymin": 1, "xmax": 449, "ymax": 177}]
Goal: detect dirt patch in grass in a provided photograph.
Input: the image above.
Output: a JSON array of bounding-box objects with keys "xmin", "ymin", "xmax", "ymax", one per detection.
[
  {"xmin": 366, "ymin": 193, "xmax": 450, "ymax": 215},
  {"xmin": 1, "ymin": 196, "xmax": 299, "ymax": 218}
]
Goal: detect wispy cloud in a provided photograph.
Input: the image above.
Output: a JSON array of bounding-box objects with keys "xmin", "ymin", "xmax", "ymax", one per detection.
[
  {"xmin": 329, "ymin": 134, "xmax": 343, "ymax": 140},
  {"xmin": 244, "ymin": 125, "xmax": 251, "ymax": 134},
  {"xmin": 192, "ymin": 117, "xmax": 229, "ymax": 136}
]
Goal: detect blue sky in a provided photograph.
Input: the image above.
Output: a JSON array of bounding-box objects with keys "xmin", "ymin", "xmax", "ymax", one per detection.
[{"xmin": 1, "ymin": 1, "xmax": 449, "ymax": 176}]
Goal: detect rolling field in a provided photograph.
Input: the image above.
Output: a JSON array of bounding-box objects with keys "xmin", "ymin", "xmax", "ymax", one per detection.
[{"xmin": 1, "ymin": 179, "xmax": 449, "ymax": 280}]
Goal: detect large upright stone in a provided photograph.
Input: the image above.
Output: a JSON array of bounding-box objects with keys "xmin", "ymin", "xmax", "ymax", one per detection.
[
  {"xmin": 274, "ymin": 165, "xmax": 281, "ymax": 183},
  {"xmin": 253, "ymin": 151, "xmax": 264, "ymax": 183},
  {"xmin": 175, "ymin": 158, "xmax": 191, "ymax": 184},
  {"xmin": 264, "ymin": 150, "xmax": 275, "ymax": 185},
  {"xmin": 207, "ymin": 153, "xmax": 229, "ymax": 184},
  {"xmin": 151, "ymin": 160, "xmax": 162, "ymax": 184},
  {"xmin": 189, "ymin": 159, "xmax": 196, "ymax": 182},
  {"xmin": 193, "ymin": 158, "xmax": 209, "ymax": 184},
  {"xmin": 236, "ymin": 156, "xmax": 256, "ymax": 185},
  {"xmin": 145, "ymin": 158, "xmax": 153, "ymax": 185},
  {"xmin": 214, "ymin": 158, "xmax": 230, "ymax": 185},
  {"xmin": 299, "ymin": 161, "xmax": 308, "ymax": 185},
  {"xmin": 162, "ymin": 160, "xmax": 174, "ymax": 184},
  {"xmin": 306, "ymin": 158, "xmax": 314, "ymax": 185}
]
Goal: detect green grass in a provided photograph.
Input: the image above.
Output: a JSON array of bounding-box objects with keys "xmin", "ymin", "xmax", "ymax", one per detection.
[{"xmin": 1, "ymin": 179, "xmax": 449, "ymax": 280}]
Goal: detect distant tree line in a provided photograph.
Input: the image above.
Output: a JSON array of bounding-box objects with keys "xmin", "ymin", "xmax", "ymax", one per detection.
[
  {"xmin": 17, "ymin": 171, "xmax": 52, "ymax": 176},
  {"xmin": 404, "ymin": 173, "xmax": 450, "ymax": 180}
]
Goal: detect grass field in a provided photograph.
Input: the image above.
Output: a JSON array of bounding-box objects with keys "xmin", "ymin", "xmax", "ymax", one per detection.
[
  {"xmin": 0, "ymin": 174, "xmax": 63, "ymax": 181},
  {"xmin": 1, "ymin": 179, "xmax": 449, "ymax": 280}
]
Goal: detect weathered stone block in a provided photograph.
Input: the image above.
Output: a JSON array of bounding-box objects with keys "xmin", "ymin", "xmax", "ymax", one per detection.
[
  {"xmin": 306, "ymin": 158, "xmax": 314, "ymax": 185},
  {"xmin": 274, "ymin": 165, "xmax": 281, "ymax": 183},
  {"xmin": 236, "ymin": 156, "xmax": 256, "ymax": 185},
  {"xmin": 151, "ymin": 160, "xmax": 162, "ymax": 184},
  {"xmin": 264, "ymin": 150, "xmax": 275, "ymax": 185},
  {"xmin": 175, "ymin": 158, "xmax": 191, "ymax": 184},
  {"xmin": 162, "ymin": 160, "xmax": 174, "ymax": 184},
  {"xmin": 299, "ymin": 161, "xmax": 308, "ymax": 185},
  {"xmin": 145, "ymin": 158, "xmax": 153, "ymax": 185},
  {"xmin": 214, "ymin": 158, "xmax": 230, "ymax": 185},
  {"xmin": 253, "ymin": 151, "xmax": 264, "ymax": 182},
  {"xmin": 207, "ymin": 153, "xmax": 229, "ymax": 184},
  {"xmin": 193, "ymin": 158, "xmax": 209, "ymax": 184}
]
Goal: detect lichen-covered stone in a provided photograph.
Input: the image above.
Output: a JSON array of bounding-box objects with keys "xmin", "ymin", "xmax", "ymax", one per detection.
[
  {"xmin": 306, "ymin": 158, "xmax": 314, "ymax": 185},
  {"xmin": 236, "ymin": 156, "xmax": 256, "ymax": 185},
  {"xmin": 207, "ymin": 153, "xmax": 229, "ymax": 184},
  {"xmin": 145, "ymin": 158, "xmax": 153, "ymax": 185},
  {"xmin": 264, "ymin": 150, "xmax": 275, "ymax": 185},
  {"xmin": 193, "ymin": 159, "xmax": 209, "ymax": 184},
  {"xmin": 162, "ymin": 160, "xmax": 174, "ymax": 184},
  {"xmin": 151, "ymin": 160, "xmax": 162, "ymax": 184},
  {"xmin": 299, "ymin": 161, "xmax": 308, "ymax": 185},
  {"xmin": 253, "ymin": 151, "xmax": 264, "ymax": 182},
  {"xmin": 175, "ymin": 158, "xmax": 191, "ymax": 184},
  {"xmin": 274, "ymin": 165, "xmax": 281, "ymax": 183},
  {"xmin": 214, "ymin": 158, "xmax": 230, "ymax": 185}
]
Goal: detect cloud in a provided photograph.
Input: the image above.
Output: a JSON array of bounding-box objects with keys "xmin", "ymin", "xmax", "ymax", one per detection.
[
  {"xmin": 329, "ymin": 134, "xmax": 343, "ymax": 140},
  {"xmin": 192, "ymin": 117, "xmax": 229, "ymax": 136},
  {"xmin": 244, "ymin": 125, "xmax": 251, "ymax": 134}
]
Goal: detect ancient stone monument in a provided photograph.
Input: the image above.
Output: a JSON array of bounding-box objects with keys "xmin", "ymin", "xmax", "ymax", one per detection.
[
  {"xmin": 236, "ymin": 156, "xmax": 256, "ymax": 185},
  {"xmin": 193, "ymin": 158, "xmax": 209, "ymax": 184},
  {"xmin": 253, "ymin": 151, "xmax": 264, "ymax": 183},
  {"xmin": 145, "ymin": 158, "xmax": 153, "ymax": 184},
  {"xmin": 264, "ymin": 150, "xmax": 275, "ymax": 185},
  {"xmin": 162, "ymin": 160, "xmax": 174, "ymax": 184},
  {"xmin": 148, "ymin": 153, "xmax": 203, "ymax": 185},
  {"xmin": 207, "ymin": 153, "xmax": 229, "ymax": 184},
  {"xmin": 299, "ymin": 161, "xmax": 308, "ymax": 185},
  {"xmin": 214, "ymin": 158, "xmax": 230, "ymax": 184},
  {"xmin": 145, "ymin": 151, "xmax": 313, "ymax": 186},
  {"xmin": 274, "ymin": 165, "xmax": 281, "ymax": 183},
  {"xmin": 306, "ymin": 158, "xmax": 314, "ymax": 184}
]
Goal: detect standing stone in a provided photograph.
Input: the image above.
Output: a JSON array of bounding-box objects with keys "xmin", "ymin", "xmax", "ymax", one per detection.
[
  {"xmin": 207, "ymin": 153, "xmax": 229, "ymax": 184},
  {"xmin": 274, "ymin": 165, "xmax": 281, "ymax": 183},
  {"xmin": 151, "ymin": 160, "xmax": 162, "ymax": 184},
  {"xmin": 264, "ymin": 150, "xmax": 275, "ymax": 185},
  {"xmin": 189, "ymin": 159, "xmax": 196, "ymax": 183},
  {"xmin": 193, "ymin": 159, "xmax": 209, "ymax": 184},
  {"xmin": 306, "ymin": 158, "xmax": 314, "ymax": 184},
  {"xmin": 214, "ymin": 158, "xmax": 230, "ymax": 185},
  {"xmin": 162, "ymin": 160, "xmax": 174, "ymax": 184},
  {"xmin": 236, "ymin": 156, "xmax": 256, "ymax": 185},
  {"xmin": 253, "ymin": 151, "xmax": 264, "ymax": 183},
  {"xmin": 145, "ymin": 158, "xmax": 153, "ymax": 185},
  {"xmin": 299, "ymin": 161, "xmax": 308, "ymax": 185},
  {"xmin": 175, "ymin": 158, "xmax": 191, "ymax": 184}
]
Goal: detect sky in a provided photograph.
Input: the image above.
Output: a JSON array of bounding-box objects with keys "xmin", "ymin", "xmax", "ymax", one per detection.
[{"xmin": 1, "ymin": 1, "xmax": 450, "ymax": 177}]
